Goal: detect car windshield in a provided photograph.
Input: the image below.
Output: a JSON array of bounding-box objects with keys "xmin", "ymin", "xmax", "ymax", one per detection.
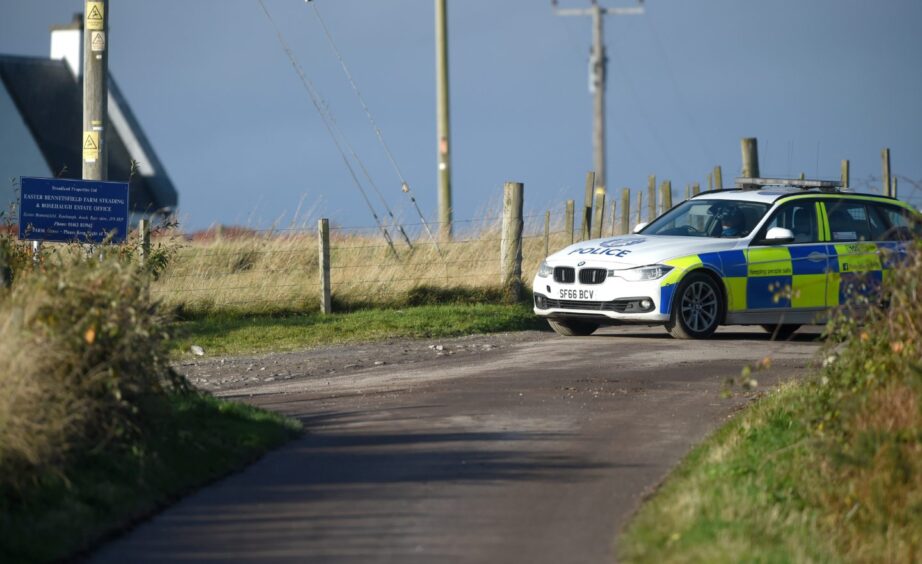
[{"xmin": 640, "ymin": 199, "xmax": 770, "ymax": 238}]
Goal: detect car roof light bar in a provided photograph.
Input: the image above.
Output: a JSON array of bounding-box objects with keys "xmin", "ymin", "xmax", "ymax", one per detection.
[{"xmin": 734, "ymin": 177, "xmax": 842, "ymax": 192}]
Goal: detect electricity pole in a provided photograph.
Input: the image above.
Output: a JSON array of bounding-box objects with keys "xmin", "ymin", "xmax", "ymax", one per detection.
[
  {"xmin": 435, "ymin": 0, "xmax": 452, "ymax": 240},
  {"xmin": 83, "ymin": 0, "xmax": 109, "ymax": 180},
  {"xmin": 553, "ymin": 1, "xmax": 643, "ymax": 191}
]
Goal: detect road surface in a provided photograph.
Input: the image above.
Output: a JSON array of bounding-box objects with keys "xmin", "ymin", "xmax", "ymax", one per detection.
[{"xmin": 89, "ymin": 326, "xmax": 822, "ymax": 563}]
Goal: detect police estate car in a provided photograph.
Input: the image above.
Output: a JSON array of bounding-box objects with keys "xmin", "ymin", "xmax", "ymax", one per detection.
[{"xmin": 533, "ymin": 178, "xmax": 919, "ymax": 339}]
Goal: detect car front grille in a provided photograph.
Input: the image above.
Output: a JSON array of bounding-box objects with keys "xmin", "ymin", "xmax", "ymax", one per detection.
[
  {"xmin": 554, "ymin": 267, "xmax": 575, "ymax": 283},
  {"xmin": 542, "ymin": 298, "xmax": 631, "ymax": 312},
  {"xmin": 578, "ymin": 268, "xmax": 607, "ymax": 284}
]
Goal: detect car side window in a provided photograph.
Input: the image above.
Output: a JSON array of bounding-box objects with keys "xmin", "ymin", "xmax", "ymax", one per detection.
[
  {"xmin": 757, "ymin": 201, "xmax": 819, "ymax": 243},
  {"xmin": 826, "ymin": 201, "xmax": 884, "ymax": 242},
  {"xmin": 871, "ymin": 202, "xmax": 919, "ymax": 241}
]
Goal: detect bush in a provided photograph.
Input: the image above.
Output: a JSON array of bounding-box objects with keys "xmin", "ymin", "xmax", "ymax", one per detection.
[
  {"xmin": 808, "ymin": 242, "xmax": 922, "ymax": 558},
  {"xmin": 0, "ymin": 252, "xmax": 183, "ymax": 496}
]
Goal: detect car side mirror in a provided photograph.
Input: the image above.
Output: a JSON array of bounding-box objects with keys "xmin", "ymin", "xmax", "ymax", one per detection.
[
  {"xmin": 633, "ymin": 222, "xmax": 648, "ymax": 234},
  {"xmin": 764, "ymin": 227, "xmax": 795, "ymax": 244}
]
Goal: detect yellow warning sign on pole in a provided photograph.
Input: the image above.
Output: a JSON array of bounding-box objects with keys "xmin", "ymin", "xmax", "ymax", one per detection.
[
  {"xmin": 83, "ymin": 131, "xmax": 99, "ymax": 162},
  {"xmin": 86, "ymin": 2, "xmax": 104, "ymax": 31}
]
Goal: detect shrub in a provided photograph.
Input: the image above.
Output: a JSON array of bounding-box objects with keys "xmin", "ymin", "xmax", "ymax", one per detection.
[
  {"xmin": 0, "ymin": 253, "xmax": 183, "ymax": 496},
  {"xmin": 809, "ymin": 241, "xmax": 922, "ymax": 559}
]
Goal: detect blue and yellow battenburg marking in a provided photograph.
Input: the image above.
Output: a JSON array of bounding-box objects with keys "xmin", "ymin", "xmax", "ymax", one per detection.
[{"xmin": 657, "ymin": 242, "xmax": 909, "ymax": 315}]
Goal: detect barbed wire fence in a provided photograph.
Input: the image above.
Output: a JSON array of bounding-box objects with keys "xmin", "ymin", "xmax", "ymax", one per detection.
[{"xmin": 150, "ymin": 189, "xmax": 586, "ymax": 315}]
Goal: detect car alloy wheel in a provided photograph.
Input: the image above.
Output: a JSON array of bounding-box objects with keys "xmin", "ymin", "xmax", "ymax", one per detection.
[{"xmin": 666, "ymin": 272, "xmax": 723, "ymax": 339}]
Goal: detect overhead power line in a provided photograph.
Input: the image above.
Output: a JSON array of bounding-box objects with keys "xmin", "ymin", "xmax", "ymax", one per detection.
[
  {"xmin": 308, "ymin": 0, "xmax": 440, "ymax": 253},
  {"xmin": 257, "ymin": 0, "xmax": 397, "ymax": 255}
]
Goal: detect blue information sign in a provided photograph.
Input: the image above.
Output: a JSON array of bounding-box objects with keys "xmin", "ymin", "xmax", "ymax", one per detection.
[{"xmin": 18, "ymin": 177, "xmax": 130, "ymax": 244}]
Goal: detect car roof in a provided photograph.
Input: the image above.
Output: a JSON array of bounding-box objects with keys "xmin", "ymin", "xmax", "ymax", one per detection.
[{"xmin": 689, "ymin": 188, "xmax": 901, "ymax": 206}]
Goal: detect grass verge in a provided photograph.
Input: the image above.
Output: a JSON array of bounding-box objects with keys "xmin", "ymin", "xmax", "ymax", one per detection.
[
  {"xmin": 619, "ymin": 382, "xmax": 837, "ymax": 562},
  {"xmin": 171, "ymin": 303, "xmax": 547, "ymax": 357},
  {"xmin": 0, "ymin": 392, "xmax": 301, "ymax": 563}
]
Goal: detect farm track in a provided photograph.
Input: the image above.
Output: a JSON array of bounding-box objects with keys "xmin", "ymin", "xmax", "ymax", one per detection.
[{"xmin": 89, "ymin": 326, "xmax": 822, "ymax": 563}]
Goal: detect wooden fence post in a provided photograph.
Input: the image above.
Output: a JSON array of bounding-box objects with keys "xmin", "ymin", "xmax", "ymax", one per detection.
[
  {"xmin": 708, "ymin": 173, "xmax": 713, "ymax": 191},
  {"xmin": 32, "ymin": 241, "xmax": 41, "ymax": 271},
  {"xmin": 501, "ymin": 181, "xmax": 524, "ymax": 301},
  {"xmin": 565, "ymin": 199, "xmax": 575, "ymax": 245},
  {"xmin": 714, "ymin": 165, "xmax": 723, "ymax": 190},
  {"xmin": 660, "ymin": 180, "xmax": 673, "ymax": 212},
  {"xmin": 685, "ymin": 185, "xmax": 691, "ymax": 202},
  {"xmin": 543, "ymin": 210, "xmax": 550, "ymax": 257},
  {"xmin": 138, "ymin": 218, "xmax": 150, "ymax": 266},
  {"xmin": 841, "ymin": 159, "xmax": 850, "ymax": 188},
  {"xmin": 581, "ymin": 171, "xmax": 594, "ymax": 241},
  {"xmin": 741, "ymin": 138, "xmax": 760, "ymax": 178},
  {"xmin": 893, "ymin": 177, "xmax": 898, "ymax": 199},
  {"xmin": 609, "ymin": 201, "xmax": 616, "ymax": 236},
  {"xmin": 881, "ymin": 148, "xmax": 891, "ymax": 197},
  {"xmin": 591, "ymin": 187, "xmax": 606, "ymax": 239},
  {"xmin": 318, "ymin": 218, "xmax": 332, "ymax": 314},
  {"xmin": 635, "ymin": 191, "xmax": 643, "ymax": 229},
  {"xmin": 692, "ymin": 182, "xmax": 700, "ymax": 196},
  {"xmin": 647, "ymin": 175, "xmax": 656, "ymax": 222},
  {"xmin": 0, "ymin": 246, "xmax": 10, "ymax": 289},
  {"xmin": 620, "ymin": 188, "xmax": 630, "ymax": 235}
]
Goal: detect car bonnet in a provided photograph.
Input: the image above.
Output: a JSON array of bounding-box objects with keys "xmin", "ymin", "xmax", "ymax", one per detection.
[{"xmin": 547, "ymin": 234, "xmax": 742, "ymax": 268}]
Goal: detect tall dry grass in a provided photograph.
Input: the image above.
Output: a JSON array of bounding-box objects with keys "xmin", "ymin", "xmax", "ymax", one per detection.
[
  {"xmin": 153, "ymin": 213, "xmax": 577, "ymax": 314},
  {"xmin": 0, "ymin": 253, "xmax": 181, "ymax": 494}
]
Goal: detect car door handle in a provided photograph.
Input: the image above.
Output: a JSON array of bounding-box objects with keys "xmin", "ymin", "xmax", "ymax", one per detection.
[{"xmin": 807, "ymin": 252, "xmax": 827, "ymax": 262}]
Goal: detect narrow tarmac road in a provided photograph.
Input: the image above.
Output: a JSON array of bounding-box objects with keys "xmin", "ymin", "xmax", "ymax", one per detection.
[{"xmin": 89, "ymin": 326, "xmax": 822, "ymax": 563}]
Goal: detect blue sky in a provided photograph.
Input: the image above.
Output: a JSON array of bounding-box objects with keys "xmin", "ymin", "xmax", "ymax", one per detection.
[{"xmin": 3, "ymin": 0, "xmax": 921, "ymax": 231}]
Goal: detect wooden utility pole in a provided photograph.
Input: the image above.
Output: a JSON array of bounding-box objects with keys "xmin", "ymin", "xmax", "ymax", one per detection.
[
  {"xmin": 553, "ymin": 1, "xmax": 643, "ymax": 191},
  {"xmin": 83, "ymin": 0, "xmax": 109, "ymax": 180},
  {"xmin": 741, "ymin": 138, "xmax": 760, "ymax": 178},
  {"xmin": 713, "ymin": 165, "xmax": 723, "ymax": 190},
  {"xmin": 435, "ymin": 0, "xmax": 452, "ymax": 240},
  {"xmin": 881, "ymin": 148, "xmax": 891, "ymax": 197},
  {"xmin": 841, "ymin": 159, "xmax": 850, "ymax": 188},
  {"xmin": 581, "ymin": 171, "xmax": 595, "ymax": 240},
  {"xmin": 619, "ymin": 188, "xmax": 630, "ymax": 235},
  {"xmin": 646, "ymin": 175, "xmax": 656, "ymax": 222},
  {"xmin": 500, "ymin": 182, "xmax": 524, "ymax": 301}
]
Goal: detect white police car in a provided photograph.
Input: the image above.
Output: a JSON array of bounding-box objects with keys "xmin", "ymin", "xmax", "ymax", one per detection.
[{"xmin": 533, "ymin": 178, "xmax": 919, "ymax": 339}]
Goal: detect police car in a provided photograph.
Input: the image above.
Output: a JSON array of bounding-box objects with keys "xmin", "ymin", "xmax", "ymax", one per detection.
[{"xmin": 533, "ymin": 178, "xmax": 919, "ymax": 339}]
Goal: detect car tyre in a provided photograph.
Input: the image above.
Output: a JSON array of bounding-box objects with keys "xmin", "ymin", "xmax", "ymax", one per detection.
[
  {"xmin": 761, "ymin": 323, "xmax": 801, "ymax": 341},
  {"xmin": 548, "ymin": 319, "xmax": 599, "ymax": 337},
  {"xmin": 665, "ymin": 272, "xmax": 724, "ymax": 339}
]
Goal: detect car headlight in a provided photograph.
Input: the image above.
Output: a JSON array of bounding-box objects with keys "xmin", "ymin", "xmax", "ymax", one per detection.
[
  {"xmin": 607, "ymin": 264, "xmax": 673, "ymax": 281},
  {"xmin": 537, "ymin": 261, "xmax": 553, "ymax": 278}
]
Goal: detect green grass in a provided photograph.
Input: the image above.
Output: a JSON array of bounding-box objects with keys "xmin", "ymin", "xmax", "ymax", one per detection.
[
  {"xmin": 171, "ymin": 303, "xmax": 547, "ymax": 357},
  {"xmin": 619, "ymin": 374, "xmax": 922, "ymax": 563},
  {"xmin": 619, "ymin": 382, "xmax": 836, "ymax": 563},
  {"xmin": 0, "ymin": 392, "xmax": 302, "ymax": 563}
]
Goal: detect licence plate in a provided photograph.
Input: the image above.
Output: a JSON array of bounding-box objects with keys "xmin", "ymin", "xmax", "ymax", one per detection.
[{"xmin": 559, "ymin": 288, "xmax": 594, "ymax": 300}]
